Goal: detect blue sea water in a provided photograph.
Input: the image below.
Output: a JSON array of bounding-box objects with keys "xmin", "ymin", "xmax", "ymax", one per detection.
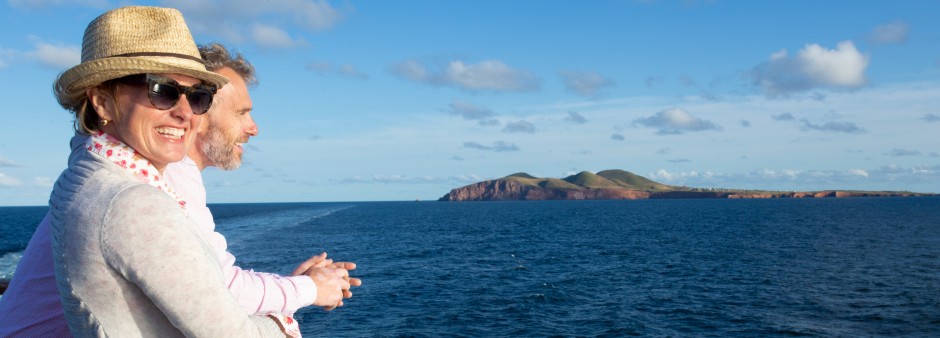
[{"xmin": 2, "ymin": 197, "xmax": 939, "ymax": 337}]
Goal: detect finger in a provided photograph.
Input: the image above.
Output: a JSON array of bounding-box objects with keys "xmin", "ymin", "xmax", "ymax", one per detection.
[
  {"xmin": 291, "ymin": 252, "xmax": 327, "ymax": 276},
  {"xmin": 348, "ymin": 278, "xmax": 362, "ymax": 287},
  {"xmin": 343, "ymin": 289, "xmax": 353, "ymax": 298},
  {"xmin": 313, "ymin": 259, "xmax": 333, "ymax": 269},
  {"xmin": 340, "ymin": 280, "xmax": 351, "ymax": 290},
  {"xmin": 332, "ymin": 262, "xmax": 357, "ymax": 271},
  {"xmin": 323, "ymin": 305, "xmax": 336, "ymax": 311}
]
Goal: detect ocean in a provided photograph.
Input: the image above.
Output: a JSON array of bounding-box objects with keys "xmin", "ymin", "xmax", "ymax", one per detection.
[{"xmin": 2, "ymin": 197, "xmax": 939, "ymax": 337}]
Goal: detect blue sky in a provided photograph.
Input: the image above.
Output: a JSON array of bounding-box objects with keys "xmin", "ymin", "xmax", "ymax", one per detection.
[{"xmin": 1, "ymin": 0, "xmax": 938, "ymax": 205}]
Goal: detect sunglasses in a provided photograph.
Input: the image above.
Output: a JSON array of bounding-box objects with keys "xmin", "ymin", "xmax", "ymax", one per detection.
[{"xmin": 117, "ymin": 74, "xmax": 217, "ymax": 115}]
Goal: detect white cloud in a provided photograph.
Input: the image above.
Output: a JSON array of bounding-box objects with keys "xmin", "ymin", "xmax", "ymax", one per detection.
[
  {"xmin": 251, "ymin": 24, "xmax": 305, "ymax": 48},
  {"xmin": 869, "ymin": 22, "xmax": 909, "ymax": 45},
  {"xmin": 648, "ymin": 169, "xmax": 716, "ymax": 182},
  {"xmin": 29, "ymin": 41, "xmax": 80, "ymax": 69},
  {"xmin": 559, "ymin": 71, "xmax": 616, "ymax": 97},
  {"xmin": 8, "ymin": 0, "xmax": 107, "ymax": 9},
  {"xmin": 13, "ymin": 36, "xmax": 80, "ymax": 69},
  {"xmin": 164, "ymin": 0, "xmax": 344, "ymax": 46},
  {"xmin": 645, "ymin": 165, "xmax": 940, "ymax": 191},
  {"xmin": 33, "ymin": 176, "xmax": 54, "ymax": 188},
  {"xmin": 0, "ymin": 173, "xmax": 22, "ymax": 188},
  {"xmin": 751, "ymin": 40, "xmax": 869, "ymax": 97},
  {"xmin": 391, "ymin": 59, "xmax": 539, "ymax": 93},
  {"xmin": 848, "ymin": 169, "xmax": 869, "ymax": 178},
  {"xmin": 632, "ymin": 108, "xmax": 721, "ymax": 135}
]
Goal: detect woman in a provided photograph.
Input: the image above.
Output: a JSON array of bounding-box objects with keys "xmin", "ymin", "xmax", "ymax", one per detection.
[{"xmin": 48, "ymin": 6, "xmax": 307, "ymax": 337}]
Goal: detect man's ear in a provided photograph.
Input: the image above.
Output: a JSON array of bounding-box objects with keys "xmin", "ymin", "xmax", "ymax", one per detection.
[{"xmin": 86, "ymin": 86, "xmax": 116, "ymax": 122}]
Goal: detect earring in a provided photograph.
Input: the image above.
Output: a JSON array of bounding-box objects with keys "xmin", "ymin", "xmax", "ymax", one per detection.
[{"xmin": 102, "ymin": 119, "xmax": 109, "ymax": 126}]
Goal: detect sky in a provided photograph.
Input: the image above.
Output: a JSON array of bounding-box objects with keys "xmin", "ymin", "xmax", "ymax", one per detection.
[{"xmin": 0, "ymin": 0, "xmax": 939, "ymax": 206}]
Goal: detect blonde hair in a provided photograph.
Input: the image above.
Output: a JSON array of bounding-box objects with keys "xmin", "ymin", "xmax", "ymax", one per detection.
[{"xmin": 55, "ymin": 78, "xmax": 121, "ymax": 135}]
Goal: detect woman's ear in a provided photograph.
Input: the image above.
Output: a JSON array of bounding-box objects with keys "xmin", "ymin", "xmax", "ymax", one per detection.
[{"xmin": 86, "ymin": 86, "xmax": 116, "ymax": 122}]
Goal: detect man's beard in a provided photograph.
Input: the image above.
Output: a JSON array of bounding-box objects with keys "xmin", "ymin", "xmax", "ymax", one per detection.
[{"xmin": 200, "ymin": 122, "xmax": 241, "ymax": 170}]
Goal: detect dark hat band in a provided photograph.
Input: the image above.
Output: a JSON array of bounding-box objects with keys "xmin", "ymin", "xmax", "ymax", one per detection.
[{"xmin": 112, "ymin": 52, "xmax": 205, "ymax": 65}]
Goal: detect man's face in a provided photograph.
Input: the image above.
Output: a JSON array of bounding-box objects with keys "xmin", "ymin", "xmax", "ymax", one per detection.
[{"xmin": 199, "ymin": 67, "xmax": 256, "ymax": 170}]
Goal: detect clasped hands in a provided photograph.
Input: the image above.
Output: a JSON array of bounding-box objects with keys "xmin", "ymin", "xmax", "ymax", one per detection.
[{"xmin": 291, "ymin": 252, "xmax": 362, "ymax": 311}]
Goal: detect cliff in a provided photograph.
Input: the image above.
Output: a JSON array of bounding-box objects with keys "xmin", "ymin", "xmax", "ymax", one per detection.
[{"xmin": 438, "ymin": 170, "xmax": 934, "ymax": 201}]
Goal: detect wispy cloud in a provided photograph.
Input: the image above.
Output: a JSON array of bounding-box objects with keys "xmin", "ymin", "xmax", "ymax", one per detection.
[
  {"xmin": 559, "ymin": 70, "xmax": 616, "ymax": 98},
  {"xmin": 921, "ymin": 113, "xmax": 940, "ymax": 122},
  {"xmin": 611, "ymin": 133, "xmax": 625, "ymax": 141},
  {"xmin": 868, "ymin": 22, "xmax": 909, "ymax": 45},
  {"xmin": 165, "ymin": 0, "xmax": 345, "ymax": 45},
  {"xmin": 25, "ymin": 36, "xmax": 79, "ymax": 69},
  {"xmin": 564, "ymin": 111, "xmax": 587, "ymax": 124},
  {"xmin": 772, "ymin": 112, "xmax": 796, "ymax": 121},
  {"xmin": 34, "ymin": 176, "xmax": 54, "ymax": 188},
  {"xmin": 885, "ymin": 149, "xmax": 921, "ymax": 157},
  {"xmin": 307, "ymin": 62, "xmax": 368, "ymax": 79},
  {"xmin": 503, "ymin": 120, "xmax": 535, "ymax": 134},
  {"xmin": 463, "ymin": 141, "xmax": 519, "ymax": 152},
  {"xmin": 648, "ymin": 165, "xmax": 938, "ymax": 190},
  {"xmin": 633, "ymin": 108, "xmax": 722, "ymax": 135},
  {"xmin": 445, "ymin": 99, "xmax": 500, "ymax": 126},
  {"xmin": 339, "ymin": 173, "xmax": 483, "ymax": 185},
  {"xmin": 8, "ymin": 0, "xmax": 107, "ymax": 9},
  {"xmin": 0, "ymin": 47, "xmax": 13, "ymax": 68},
  {"xmin": 0, "ymin": 156, "xmax": 19, "ymax": 167},
  {"xmin": 391, "ymin": 59, "xmax": 539, "ymax": 93},
  {"xmin": 251, "ymin": 23, "xmax": 306, "ymax": 48},
  {"xmin": 740, "ymin": 120, "xmax": 751, "ymax": 127},
  {"xmin": 750, "ymin": 40, "xmax": 869, "ymax": 97},
  {"xmin": 799, "ymin": 119, "xmax": 865, "ymax": 133},
  {"xmin": 0, "ymin": 172, "xmax": 22, "ymax": 188}
]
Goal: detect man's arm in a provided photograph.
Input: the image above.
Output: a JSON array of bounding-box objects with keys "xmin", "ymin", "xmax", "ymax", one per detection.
[{"xmin": 164, "ymin": 160, "xmax": 357, "ymax": 315}]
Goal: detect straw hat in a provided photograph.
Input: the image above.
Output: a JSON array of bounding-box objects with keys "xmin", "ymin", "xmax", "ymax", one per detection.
[{"xmin": 55, "ymin": 6, "xmax": 228, "ymax": 96}]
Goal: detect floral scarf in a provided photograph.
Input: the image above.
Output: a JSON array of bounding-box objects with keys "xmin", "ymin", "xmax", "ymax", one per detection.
[{"xmin": 85, "ymin": 131, "xmax": 187, "ymax": 209}]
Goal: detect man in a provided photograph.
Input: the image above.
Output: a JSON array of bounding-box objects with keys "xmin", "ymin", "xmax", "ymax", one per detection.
[
  {"xmin": 167, "ymin": 42, "xmax": 360, "ymax": 314},
  {"xmin": 0, "ymin": 43, "xmax": 358, "ymax": 336}
]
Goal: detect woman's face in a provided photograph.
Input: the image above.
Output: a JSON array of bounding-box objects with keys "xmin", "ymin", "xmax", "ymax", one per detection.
[{"xmin": 101, "ymin": 73, "xmax": 204, "ymax": 171}]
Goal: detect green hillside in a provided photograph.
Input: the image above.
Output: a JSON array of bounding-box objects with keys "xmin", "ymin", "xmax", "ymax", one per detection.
[
  {"xmin": 502, "ymin": 169, "xmax": 673, "ymax": 190},
  {"xmin": 505, "ymin": 172, "xmax": 537, "ymax": 179},
  {"xmin": 597, "ymin": 169, "xmax": 673, "ymax": 190},
  {"xmin": 503, "ymin": 174, "xmax": 582, "ymax": 190},
  {"xmin": 561, "ymin": 171, "xmax": 621, "ymax": 189}
]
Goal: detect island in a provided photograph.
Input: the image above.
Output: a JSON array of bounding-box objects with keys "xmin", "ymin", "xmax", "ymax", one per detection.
[{"xmin": 438, "ymin": 169, "xmax": 935, "ymax": 201}]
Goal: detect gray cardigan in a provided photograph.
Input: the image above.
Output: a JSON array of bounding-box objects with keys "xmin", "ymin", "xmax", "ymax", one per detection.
[{"xmin": 49, "ymin": 140, "xmax": 286, "ymax": 337}]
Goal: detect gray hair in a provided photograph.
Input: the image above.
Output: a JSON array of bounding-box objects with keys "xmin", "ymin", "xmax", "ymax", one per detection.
[{"xmin": 198, "ymin": 42, "xmax": 257, "ymax": 85}]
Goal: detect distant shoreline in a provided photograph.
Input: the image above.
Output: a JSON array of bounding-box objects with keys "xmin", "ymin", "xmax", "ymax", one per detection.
[{"xmin": 440, "ymin": 170, "xmax": 938, "ymax": 202}]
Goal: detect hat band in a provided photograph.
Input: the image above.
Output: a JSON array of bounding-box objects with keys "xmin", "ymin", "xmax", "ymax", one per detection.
[{"xmin": 111, "ymin": 52, "xmax": 205, "ymax": 65}]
